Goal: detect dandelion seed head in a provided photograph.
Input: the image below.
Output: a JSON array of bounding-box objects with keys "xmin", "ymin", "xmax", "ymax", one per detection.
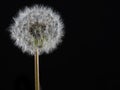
[{"xmin": 9, "ymin": 5, "xmax": 64, "ymax": 55}]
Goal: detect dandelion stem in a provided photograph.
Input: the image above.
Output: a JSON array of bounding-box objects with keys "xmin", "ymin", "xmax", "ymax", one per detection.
[{"xmin": 34, "ymin": 49, "xmax": 40, "ymax": 90}]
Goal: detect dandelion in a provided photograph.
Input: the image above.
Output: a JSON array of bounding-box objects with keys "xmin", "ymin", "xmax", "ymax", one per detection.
[
  {"xmin": 9, "ymin": 5, "xmax": 64, "ymax": 90},
  {"xmin": 10, "ymin": 5, "xmax": 64, "ymax": 55}
]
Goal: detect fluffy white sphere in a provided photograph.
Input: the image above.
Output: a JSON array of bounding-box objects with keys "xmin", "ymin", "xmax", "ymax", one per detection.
[{"xmin": 9, "ymin": 5, "xmax": 64, "ymax": 55}]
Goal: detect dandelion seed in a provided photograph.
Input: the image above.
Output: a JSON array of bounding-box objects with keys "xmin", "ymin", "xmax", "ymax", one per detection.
[{"xmin": 9, "ymin": 5, "xmax": 64, "ymax": 55}]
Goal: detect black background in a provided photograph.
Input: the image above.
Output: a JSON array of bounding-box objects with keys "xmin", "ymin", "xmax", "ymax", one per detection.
[{"xmin": 0, "ymin": 0, "xmax": 119, "ymax": 90}]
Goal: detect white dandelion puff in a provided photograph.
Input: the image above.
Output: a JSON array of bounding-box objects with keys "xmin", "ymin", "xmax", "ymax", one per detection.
[{"xmin": 9, "ymin": 5, "xmax": 64, "ymax": 55}]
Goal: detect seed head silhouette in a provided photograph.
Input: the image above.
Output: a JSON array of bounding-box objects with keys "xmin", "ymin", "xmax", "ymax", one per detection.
[{"xmin": 9, "ymin": 5, "xmax": 64, "ymax": 55}]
